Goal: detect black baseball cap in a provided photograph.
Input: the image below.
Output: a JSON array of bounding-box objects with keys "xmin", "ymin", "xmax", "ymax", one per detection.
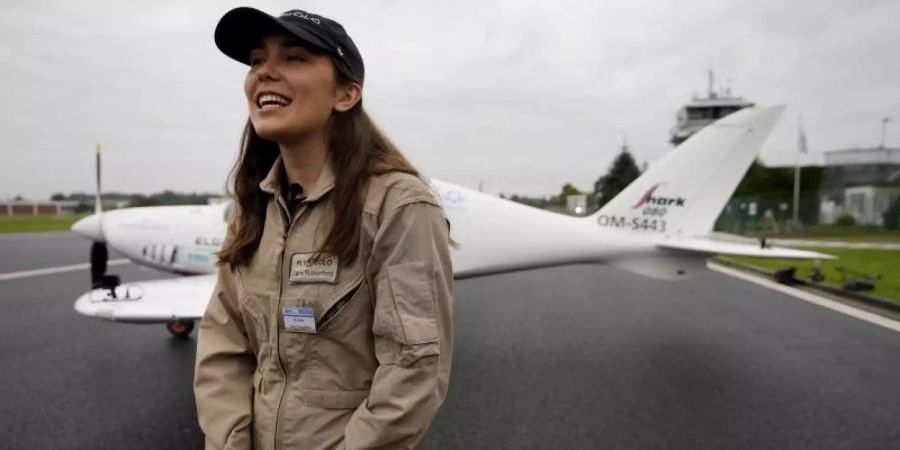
[{"xmin": 214, "ymin": 7, "xmax": 365, "ymax": 84}]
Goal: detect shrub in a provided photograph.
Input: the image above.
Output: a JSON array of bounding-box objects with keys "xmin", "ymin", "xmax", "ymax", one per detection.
[{"xmin": 835, "ymin": 214, "xmax": 856, "ymax": 227}]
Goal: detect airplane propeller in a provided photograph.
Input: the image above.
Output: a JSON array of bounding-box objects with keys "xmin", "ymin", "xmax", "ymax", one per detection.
[
  {"xmin": 90, "ymin": 241, "xmax": 109, "ymax": 287},
  {"xmin": 74, "ymin": 145, "xmax": 192, "ymax": 336},
  {"xmin": 80, "ymin": 144, "xmax": 119, "ymax": 291}
]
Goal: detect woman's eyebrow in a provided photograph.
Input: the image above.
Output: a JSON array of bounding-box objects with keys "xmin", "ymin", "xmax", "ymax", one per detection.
[
  {"xmin": 249, "ymin": 39, "xmax": 265, "ymax": 52},
  {"xmin": 282, "ymin": 39, "xmax": 309, "ymax": 49}
]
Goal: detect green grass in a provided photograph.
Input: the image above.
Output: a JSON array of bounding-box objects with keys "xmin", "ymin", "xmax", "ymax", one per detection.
[
  {"xmin": 728, "ymin": 224, "xmax": 900, "ymax": 242},
  {"xmin": 717, "ymin": 247, "xmax": 900, "ymax": 304},
  {"xmin": 0, "ymin": 214, "xmax": 88, "ymax": 233},
  {"xmin": 784, "ymin": 234, "xmax": 900, "ymax": 243}
]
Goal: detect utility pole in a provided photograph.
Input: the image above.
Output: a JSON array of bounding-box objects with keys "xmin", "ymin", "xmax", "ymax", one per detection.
[{"xmin": 882, "ymin": 117, "xmax": 892, "ymax": 149}]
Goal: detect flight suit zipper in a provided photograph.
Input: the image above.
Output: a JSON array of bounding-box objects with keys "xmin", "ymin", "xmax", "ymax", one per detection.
[
  {"xmin": 317, "ymin": 286, "xmax": 360, "ymax": 331},
  {"xmin": 273, "ymin": 197, "xmax": 303, "ymax": 450}
]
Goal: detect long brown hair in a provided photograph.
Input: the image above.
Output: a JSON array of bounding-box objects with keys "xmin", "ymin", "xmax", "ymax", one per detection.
[{"xmin": 217, "ymin": 67, "xmax": 418, "ymax": 267}]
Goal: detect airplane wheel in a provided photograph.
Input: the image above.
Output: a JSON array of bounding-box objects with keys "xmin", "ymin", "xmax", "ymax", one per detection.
[{"xmin": 166, "ymin": 321, "xmax": 195, "ymax": 338}]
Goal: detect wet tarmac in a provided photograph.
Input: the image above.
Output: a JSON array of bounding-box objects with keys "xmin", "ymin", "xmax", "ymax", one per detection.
[{"xmin": 2, "ymin": 232, "xmax": 900, "ymax": 449}]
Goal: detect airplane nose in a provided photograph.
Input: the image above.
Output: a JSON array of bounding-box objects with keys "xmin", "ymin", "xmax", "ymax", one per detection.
[{"xmin": 72, "ymin": 213, "xmax": 104, "ymax": 242}]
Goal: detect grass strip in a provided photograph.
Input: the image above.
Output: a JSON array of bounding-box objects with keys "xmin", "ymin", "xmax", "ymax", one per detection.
[
  {"xmin": 717, "ymin": 247, "xmax": 900, "ymax": 305},
  {"xmin": 0, "ymin": 214, "xmax": 88, "ymax": 233}
]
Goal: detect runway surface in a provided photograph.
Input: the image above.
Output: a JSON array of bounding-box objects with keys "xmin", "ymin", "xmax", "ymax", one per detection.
[{"xmin": 2, "ymin": 232, "xmax": 900, "ymax": 449}]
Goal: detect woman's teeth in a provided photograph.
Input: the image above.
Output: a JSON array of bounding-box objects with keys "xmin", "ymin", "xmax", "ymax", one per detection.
[{"xmin": 257, "ymin": 94, "xmax": 291, "ymax": 109}]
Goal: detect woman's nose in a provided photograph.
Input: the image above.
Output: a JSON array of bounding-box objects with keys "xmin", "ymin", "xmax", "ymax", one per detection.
[{"xmin": 256, "ymin": 60, "xmax": 280, "ymax": 82}]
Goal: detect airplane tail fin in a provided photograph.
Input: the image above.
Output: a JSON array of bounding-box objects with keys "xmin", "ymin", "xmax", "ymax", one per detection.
[{"xmin": 590, "ymin": 105, "xmax": 785, "ymax": 237}]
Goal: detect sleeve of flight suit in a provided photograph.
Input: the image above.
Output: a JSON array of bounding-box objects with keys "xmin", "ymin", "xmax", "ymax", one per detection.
[
  {"xmin": 194, "ymin": 259, "xmax": 256, "ymax": 450},
  {"xmin": 342, "ymin": 183, "xmax": 454, "ymax": 450}
]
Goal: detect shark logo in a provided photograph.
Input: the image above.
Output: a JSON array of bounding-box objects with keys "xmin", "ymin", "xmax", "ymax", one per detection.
[{"xmin": 632, "ymin": 183, "xmax": 686, "ymax": 208}]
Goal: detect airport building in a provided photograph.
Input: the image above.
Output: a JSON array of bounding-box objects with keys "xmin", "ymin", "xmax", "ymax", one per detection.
[
  {"xmin": 818, "ymin": 146, "xmax": 900, "ymax": 225},
  {"xmin": 668, "ymin": 75, "xmax": 899, "ymax": 227},
  {"xmin": 1, "ymin": 200, "xmax": 78, "ymax": 216},
  {"xmin": 669, "ymin": 71, "xmax": 754, "ymax": 146},
  {"xmin": 0, "ymin": 199, "xmax": 130, "ymax": 216},
  {"xmin": 759, "ymin": 146, "xmax": 900, "ymax": 226}
]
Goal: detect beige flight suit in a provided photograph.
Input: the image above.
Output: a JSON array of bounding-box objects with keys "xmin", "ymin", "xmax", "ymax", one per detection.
[{"xmin": 194, "ymin": 155, "xmax": 453, "ymax": 450}]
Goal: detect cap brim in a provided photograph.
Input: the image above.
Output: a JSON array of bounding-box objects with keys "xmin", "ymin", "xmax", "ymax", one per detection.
[{"xmin": 214, "ymin": 7, "xmax": 332, "ymax": 65}]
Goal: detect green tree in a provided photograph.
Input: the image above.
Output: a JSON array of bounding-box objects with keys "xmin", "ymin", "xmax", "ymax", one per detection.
[
  {"xmin": 559, "ymin": 183, "xmax": 582, "ymax": 206},
  {"xmin": 129, "ymin": 194, "xmax": 161, "ymax": 207},
  {"xmin": 594, "ymin": 150, "xmax": 640, "ymax": 208},
  {"xmin": 50, "ymin": 192, "xmax": 66, "ymax": 201}
]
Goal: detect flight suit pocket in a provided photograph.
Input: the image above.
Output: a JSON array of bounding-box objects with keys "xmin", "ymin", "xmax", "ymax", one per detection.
[
  {"xmin": 372, "ymin": 262, "xmax": 440, "ymax": 366},
  {"xmin": 386, "ymin": 261, "xmax": 439, "ymax": 344},
  {"xmin": 322, "ymin": 389, "xmax": 370, "ymax": 410}
]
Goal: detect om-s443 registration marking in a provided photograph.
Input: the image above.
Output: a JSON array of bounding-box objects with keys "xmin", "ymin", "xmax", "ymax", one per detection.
[{"xmin": 596, "ymin": 215, "xmax": 667, "ymax": 232}]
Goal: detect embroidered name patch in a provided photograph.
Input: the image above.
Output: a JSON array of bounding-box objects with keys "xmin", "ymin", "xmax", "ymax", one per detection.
[{"xmin": 289, "ymin": 253, "xmax": 339, "ymax": 284}]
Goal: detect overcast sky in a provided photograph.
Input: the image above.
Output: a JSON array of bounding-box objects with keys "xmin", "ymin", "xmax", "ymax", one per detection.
[{"xmin": 2, "ymin": 0, "xmax": 898, "ymax": 200}]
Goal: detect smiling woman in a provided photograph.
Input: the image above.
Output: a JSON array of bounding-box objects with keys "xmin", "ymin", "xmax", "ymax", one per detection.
[{"xmin": 193, "ymin": 7, "xmax": 454, "ymax": 450}]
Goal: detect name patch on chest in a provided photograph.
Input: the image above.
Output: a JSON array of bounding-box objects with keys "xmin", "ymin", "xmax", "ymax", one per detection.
[
  {"xmin": 289, "ymin": 252, "xmax": 339, "ymax": 284},
  {"xmin": 282, "ymin": 306, "xmax": 317, "ymax": 333}
]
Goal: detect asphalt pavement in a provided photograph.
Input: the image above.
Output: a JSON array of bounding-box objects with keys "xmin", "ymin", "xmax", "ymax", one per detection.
[{"xmin": 2, "ymin": 232, "xmax": 900, "ymax": 449}]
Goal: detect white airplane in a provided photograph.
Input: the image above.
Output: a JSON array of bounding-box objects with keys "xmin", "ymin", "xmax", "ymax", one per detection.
[{"xmin": 71, "ymin": 105, "xmax": 832, "ymax": 337}]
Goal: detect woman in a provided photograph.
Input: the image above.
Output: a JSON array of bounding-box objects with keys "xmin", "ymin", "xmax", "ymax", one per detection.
[{"xmin": 194, "ymin": 7, "xmax": 453, "ymax": 450}]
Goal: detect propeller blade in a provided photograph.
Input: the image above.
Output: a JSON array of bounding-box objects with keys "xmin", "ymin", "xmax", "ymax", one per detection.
[
  {"xmin": 95, "ymin": 143, "xmax": 103, "ymax": 215},
  {"xmin": 90, "ymin": 241, "xmax": 108, "ymax": 287},
  {"xmin": 86, "ymin": 144, "xmax": 118, "ymax": 290}
]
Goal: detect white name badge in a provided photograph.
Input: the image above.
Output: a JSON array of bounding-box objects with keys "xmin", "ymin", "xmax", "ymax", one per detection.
[
  {"xmin": 282, "ymin": 306, "xmax": 317, "ymax": 333},
  {"xmin": 289, "ymin": 253, "xmax": 339, "ymax": 284}
]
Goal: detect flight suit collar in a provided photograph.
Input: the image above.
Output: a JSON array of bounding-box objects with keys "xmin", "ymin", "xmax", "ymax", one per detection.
[{"xmin": 258, "ymin": 153, "xmax": 336, "ymax": 203}]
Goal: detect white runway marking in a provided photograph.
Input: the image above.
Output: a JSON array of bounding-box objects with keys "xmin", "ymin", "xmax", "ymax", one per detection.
[
  {"xmin": 709, "ymin": 262, "xmax": 900, "ymax": 334},
  {"xmin": 0, "ymin": 259, "xmax": 130, "ymax": 282}
]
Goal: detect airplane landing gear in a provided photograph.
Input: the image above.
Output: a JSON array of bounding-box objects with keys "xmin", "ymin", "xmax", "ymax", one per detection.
[{"xmin": 166, "ymin": 320, "xmax": 195, "ymax": 338}]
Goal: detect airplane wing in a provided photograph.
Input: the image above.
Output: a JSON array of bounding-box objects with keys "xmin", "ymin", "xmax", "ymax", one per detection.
[
  {"xmin": 74, "ymin": 274, "xmax": 215, "ymax": 323},
  {"xmin": 657, "ymin": 237, "xmax": 835, "ymax": 260}
]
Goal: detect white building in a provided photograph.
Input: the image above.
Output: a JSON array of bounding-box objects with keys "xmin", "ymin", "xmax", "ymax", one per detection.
[
  {"xmin": 565, "ymin": 194, "xmax": 588, "ymax": 216},
  {"xmin": 842, "ymin": 185, "xmax": 900, "ymax": 226}
]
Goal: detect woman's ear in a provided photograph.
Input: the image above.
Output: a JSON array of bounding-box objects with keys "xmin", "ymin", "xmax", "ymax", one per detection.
[{"xmin": 334, "ymin": 82, "xmax": 362, "ymax": 112}]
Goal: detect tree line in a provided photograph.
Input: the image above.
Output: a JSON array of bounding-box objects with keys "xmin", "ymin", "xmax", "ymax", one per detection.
[
  {"xmin": 502, "ymin": 149, "xmax": 643, "ymax": 212},
  {"xmin": 50, "ymin": 191, "xmax": 222, "ymax": 212}
]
